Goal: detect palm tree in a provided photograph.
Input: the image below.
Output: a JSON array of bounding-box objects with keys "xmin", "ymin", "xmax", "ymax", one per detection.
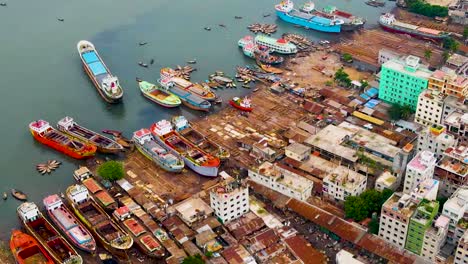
[
  {"xmin": 401, "ymin": 104, "xmax": 413, "ymax": 120},
  {"xmin": 424, "ymin": 49, "xmax": 432, "ymax": 61}
]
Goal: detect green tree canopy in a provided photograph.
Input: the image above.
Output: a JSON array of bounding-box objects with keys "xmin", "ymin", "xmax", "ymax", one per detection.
[
  {"xmin": 388, "ymin": 103, "xmax": 402, "ymax": 120},
  {"xmin": 182, "ymin": 254, "xmax": 205, "ymax": 264},
  {"xmin": 342, "ymin": 53, "xmax": 353, "ymax": 63},
  {"xmin": 334, "ymin": 68, "xmax": 352, "ymax": 87},
  {"xmin": 344, "ymin": 189, "xmax": 394, "ymax": 222},
  {"xmin": 407, "ymin": 0, "xmax": 448, "ymax": 17},
  {"xmin": 464, "ymin": 27, "xmax": 468, "ymax": 41},
  {"xmin": 97, "ymin": 160, "xmax": 124, "ymax": 181},
  {"xmin": 443, "ymin": 37, "xmax": 460, "ymax": 53},
  {"xmin": 344, "ymin": 196, "xmax": 369, "ymax": 222},
  {"xmin": 424, "ymin": 49, "xmax": 432, "ymax": 61}
]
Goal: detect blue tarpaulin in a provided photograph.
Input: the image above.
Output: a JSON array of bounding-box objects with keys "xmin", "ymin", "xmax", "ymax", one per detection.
[
  {"xmin": 88, "ymin": 61, "xmax": 107, "ymax": 76},
  {"xmin": 365, "ymin": 87, "xmax": 378, "ymax": 98},
  {"xmin": 360, "ymin": 93, "xmax": 370, "ymax": 100},
  {"xmin": 82, "ymin": 51, "xmax": 99, "ymax": 64},
  {"xmin": 364, "ymin": 99, "xmax": 381, "ymax": 109}
]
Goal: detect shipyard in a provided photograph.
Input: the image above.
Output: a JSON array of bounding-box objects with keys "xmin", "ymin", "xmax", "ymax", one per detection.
[{"xmin": 2, "ymin": 0, "xmax": 468, "ymax": 263}]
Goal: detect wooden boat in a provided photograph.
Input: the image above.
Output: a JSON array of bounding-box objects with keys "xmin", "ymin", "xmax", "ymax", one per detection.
[
  {"xmin": 229, "ymin": 97, "xmax": 253, "ymax": 112},
  {"xmin": 160, "ymin": 68, "xmax": 217, "ymax": 101},
  {"xmin": 65, "ymin": 184, "xmax": 133, "ymax": 259},
  {"xmin": 102, "ymin": 130, "xmax": 122, "ymax": 137},
  {"xmin": 171, "ymin": 116, "xmax": 230, "ymax": 161},
  {"xmin": 158, "ymin": 77, "xmax": 211, "ymax": 112},
  {"xmin": 17, "ymin": 202, "xmax": 83, "ymax": 264},
  {"xmin": 137, "ymin": 79, "xmax": 181, "ymax": 108},
  {"xmin": 77, "ymin": 40, "xmax": 123, "ymax": 103},
  {"xmin": 10, "ymin": 229, "xmax": 54, "ymax": 264},
  {"xmin": 43, "ymin": 194, "xmax": 97, "ymax": 253},
  {"xmin": 151, "ymin": 120, "xmax": 220, "ymax": 177},
  {"xmin": 57, "ymin": 117, "xmax": 124, "ymax": 154},
  {"xmin": 11, "ymin": 189, "xmax": 27, "ymax": 201},
  {"xmin": 113, "ymin": 206, "xmax": 165, "ymax": 258},
  {"xmin": 29, "ymin": 120, "xmax": 97, "ymax": 159},
  {"xmin": 3, "ymin": 192, "xmax": 7, "ymax": 200},
  {"xmin": 259, "ymin": 63, "xmax": 284, "ymax": 74}
]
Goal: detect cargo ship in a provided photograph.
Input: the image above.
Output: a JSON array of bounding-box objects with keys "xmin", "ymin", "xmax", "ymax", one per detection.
[
  {"xmin": 29, "ymin": 120, "xmax": 97, "ymax": 159},
  {"xmin": 275, "ymin": 0, "xmax": 343, "ymax": 33},
  {"xmin": 57, "ymin": 117, "xmax": 124, "ymax": 154},
  {"xmin": 17, "ymin": 202, "xmax": 83, "ymax": 264},
  {"xmin": 379, "ymin": 13, "xmax": 450, "ymax": 41},
  {"xmin": 158, "ymin": 76, "xmax": 211, "ymax": 112},
  {"xmin": 319, "ymin": 4, "xmax": 365, "ymax": 31},
  {"xmin": 137, "ymin": 79, "xmax": 181, "ymax": 108},
  {"xmin": 77, "ymin": 40, "xmax": 123, "ymax": 103},
  {"xmin": 81, "ymin": 177, "xmax": 118, "ymax": 211},
  {"xmin": 65, "ymin": 184, "xmax": 133, "ymax": 259},
  {"xmin": 254, "ymin": 35, "xmax": 297, "ymax": 54},
  {"xmin": 171, "ymin": 116, "xmax": 230, "ymax": 161},
  {"xmin": 10, "ymin": 229, "xmax": 54, "ymax": 264},
  {"xmin": 160, "ymin": 68, "xmax": 217, "ymax": 101},
  {"xmin": 112, "ymin": 206, "xmax": 165, "ymax": 258},
  {"xmin": 133, "ymin": 128, "xmax": 185, "ymax": 172},
  {"xmin": 43, "ymin": 194, "xmax": 96, "ymax": 253},
  {"xmin": 151, "ymin": 119, "xmax": 220, "ymax": 177}
]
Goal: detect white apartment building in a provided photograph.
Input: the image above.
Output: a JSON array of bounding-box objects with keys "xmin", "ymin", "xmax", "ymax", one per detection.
[
  {"xmin": 336, "ymin": 249, "xmax": 365, "ymax": 264},
  {"xmin": 403, "ymin": 151, "xmax": 437, "ymax": 194},
  {"xmin": 375, "ymin": 171, "xmax": 398, "ymax": 192},
  {"xmin": 210, "ymin": 178, "xmax": 249, "ymax": 224},
  {"xmin": 248, "ymin": 161, "xmax": 313, "ymax": 201},
  {"xmin": 415, "ymin": 89, "xmax": 445, "ymax": 126},
  {"xmin": 417, "ymin": 126, "xmax": 457, "ymax": 160},
  {"xmin": 442, "ymin": 187, "xmax": 468, "ymax": 245},
  {"xmin": 454, "ymin": 230, "xmax": 468, "ymax": 264},
  {"xmin": 421, "ymin": 215, "xmax": 449, "ymax": 263},
  {"xmin": 379, "ymin": 193, "xmax": 418, "ymax": 249},
  {"xmin": 410, "ymin": 178, "xmax": 439, "ymax": 203},
  {"xmin": 323, "ymin": 167, "xmax": 367, "ymax": 202},
  {"xmin": 285, "ymin": 142, "xmax": 311, "ymax": 162}
]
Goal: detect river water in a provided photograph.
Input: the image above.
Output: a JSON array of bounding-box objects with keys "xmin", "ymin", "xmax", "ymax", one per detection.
[{"xmin": 0, "ymin": 0, "xmax": 393, "ymax": 239}]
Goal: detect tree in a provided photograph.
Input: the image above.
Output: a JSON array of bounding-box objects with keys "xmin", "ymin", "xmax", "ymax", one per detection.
[
  {"xmin": 424, "ymin": 49, "xmax": 432, "ymax": 61},
  {"xmin": 361, "ymin": 80, "xmax": 369, "ymax": 90},
  {"xmin": 443, "ymin": 37, "xmax": 459, "ymax": 53},
  {"xmin": 325, "ymin": 80, "xmax": 333, "ymax": 86},
  {"xmin": 360, "ymin": 190, "xmax": 383, "ymax": 214},
  {"xmin": 334, "ymin": 68, "xmax": 352, "ymax": 87},
  {"xmin": 463, "ymin": 26, "xmax": 468, "ymax": 41},
  {"xmin": 182, "ymin": 254, "xmax": 205, "ymax": 264},
  {"xmin": 342, "ymin": 53, "xmax": 353, "ymax": 63},
  {"xmin": 97, "ymin": 160, "xmax": 124, "ymax": 181},
  {"xmin": 388, "ymin": 103, "xmax": 402, "ymax": 120},
  {"xmin": 400, "ymin": 104, "xmax": 413, "ymax": 120},
  {"xmin": 437, "ymin": 197, "xmax": 448, "ymax": 213},
  {"xmin": 442, "ymin": 50, "xmax": 450, "ymax": 63},
  {"xmin": 368, "ymin": 218, "xmax": 379, "ymax": 234},
  {"xmin": 380, "ymin": 189, "xmax": 394, "ymax": 208},
  {"xmin": 344, "ymin": 196, "xmax": 369, "ymax": 222},
  {"xmin": 407, "ymin": 0, "xmax": 448, "ymax": 17}
]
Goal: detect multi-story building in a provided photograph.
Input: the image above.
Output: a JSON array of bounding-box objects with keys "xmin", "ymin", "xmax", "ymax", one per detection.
[
  {"xmin": 403, "ymin": 151, "xmax": 437, "ymax": 194},
  {"xmin": 336, "ymin": 249, "xmax": 366, "ymax": 264},
  {"xmin": 322, "ymin": 167, "xmax": 367, "ymax": 202},
  {"xmin": 375, "ymin": 171, "xmax": 398, "ymax": 192},
  {"xmin": 415, "ymin": 89, "xmax": 446, "ymax": 126},
  {"xmin": 444, "ymin": 110, "xmax": 468, "ymax": 145},
  {"xmin": 454, "ymin": 230, "xmax": 468, "ymax": 264},
  {"xmin": 379, "ymin": 55, "xmax": 433, "ymax": 111},
  {"xmin": 410, "ymin": 178, "xmax": 439, "ymax": 203},
  {"xmin": 442, "ymin": 95, "xmax": 468, "ymax": 127},
  {"xmin": 378, "ymin": 49, "xmax": 402, "ymax": 65},
  {"xmin": 405, "ymin": 200, "xmax": 439, "ymax": 255},
  {"xmin": 284, "ymin": 142, "xmax": 311, "ymax": 162},
  {"xmin": 210, "ymin": 178, "xmax": 249, "ymax": 224},
  {"xmin": 417, "ymin": 125, "xmax": 457, "ymax": 160},
  {"xmin": 442, "ymin": 187, "xmax": 468, "ymax": 245},
  {"xmin": 435, "ymin": 145, "xmax": 468, "ymax": 197},
  {"xmin": 421, "ymin": 215, "xmax": 449, "ymax": 263},
  {"xmin": 379, "ymin": 193, "xmax": 419, "ymax": 249},
  {"xmin": 428, "ymin": 68, "xmax": 468, "ymax": 99},
  {"xmin": 248, "ymin": 161, "xmax": 314, "ymax": 201}
]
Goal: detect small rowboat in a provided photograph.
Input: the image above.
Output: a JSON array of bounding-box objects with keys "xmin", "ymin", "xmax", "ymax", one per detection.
[
  {"xmin": 137, "ymin": 79, "xmax": 181, "ymax": 108},
  {"xmin": 11, "ymin": 189, "xmax": 27, "ymax": 201},
  {"xmin": 3, "ymin": 192, "xmax": 7, "ymax": 200}
]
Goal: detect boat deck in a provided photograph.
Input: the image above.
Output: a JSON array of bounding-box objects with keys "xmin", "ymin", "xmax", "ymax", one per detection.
[
  {"xmin": 51, "ymin": 206, "xmax": 92, "ymax": 244},
  {"xmin": 78, "ymin": 202, "xmax": 107, "ymax": 225},
  {"xmin": 180, "ymin": 128, "xmax": 205, "ymax": 145},
  {"xmin": 142, "ymin": 140, "xmax": 180, "ymax": 165},
  {"xmin": 95, "ymin": 222, "xmax": 121, "ymax": 242},
  {"xmin": 28, "ymin": 218, "xmax": 71, "ymax": 262},
  {"xmin": 149, "ymin": 89, "xmax": 170, "ymax": 100},
  {"xmin": 21, "ymin": 251, "xmax": 48, "ymax": 264},
  {"xmin": 45, "ymin": 130, "xmax": 84, "ymax": 150},
  {"xmin": 69, "ymin": 125, "xmax": 118, "ymax": 148},
  {"xmin": 169, "ymin": 86, "xmax": 208, "ymax": 105}
]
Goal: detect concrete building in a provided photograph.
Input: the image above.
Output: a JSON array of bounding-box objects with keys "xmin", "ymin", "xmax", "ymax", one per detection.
[
  {"xmin": 173, "ymin": 197, "xmax": 213, "ymax": 227},
  {"xmin": 378, "ymin": 49, "xmax": 402, "ymax": 65},
  {"xmin": 454, "ymin": 230, "xmax": 468, "ymax": 264},
  {"xmin": 284, "ymin": 142, "xmax": 311, "ymax": 162},
  {"xmin": 435, "ymin": 145, "xmax": 468, "ymax": 197},
  {"xmin": 248, "ymin": 161, "xmax": 314, "ymax": 201},
  {"xmin": 379, "ymin": 55, "xmax": 433, "ymax": 111},
  {"xmin": 403, "ymin": 151, "xmax": 437, "ymax": 194},
  {"xmin": 379, "ymin": 193, "xmax": 418, "ymax": 249},
  {"xmin": 410, "ymin": 178, "xmax": 439, "ymax": 203},
  {"xmin": 442, "ymin": 96, "xmax": 468, "ymax": 129},
  {"xmin": 210, "ymin": 178, "xmax": 249, "ymax": 224},
  {"xmin": 375, "ymin": 171, "xmax": 398, "ymax": 192},
  {"xmin": 444, "ymin": 110, "xmax": 468, "ymax": 145},
  {"xmin": 415, "ymin": 89, "xmax": 446, "ymax": 126},
  {"xmin": 428, "ymin": 68, "xmax": 468, "ymax": 99},
  {"xmin": 336, "ymin": 249, "xmax": 365, "ymax": 264},
  {"xmin": 442, "ymin": 187, "xmax": 468, "ymax": 245},
  {"xmin": 405, "ymin": 200, "xmax": 439, "ymax": 255},
  {"xmin": 417, "ymin": 125, "xmax": 457, "ymax": 160},
  {"xmin": 421, "ymin": 215, "xmax": 450, "ymax": 263},
  {"xmin": 323, "ymin": 167, "xmax": 367, "ymax": 202}
]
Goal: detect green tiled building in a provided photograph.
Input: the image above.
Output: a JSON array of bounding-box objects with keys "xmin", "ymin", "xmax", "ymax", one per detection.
[
  {"xmin": 405, "ymin": 199, "xmax": 439, "ymax": 255},
  {"xmin": 378, "ymin": 55, "xmax": 433, "ymax": 111}
]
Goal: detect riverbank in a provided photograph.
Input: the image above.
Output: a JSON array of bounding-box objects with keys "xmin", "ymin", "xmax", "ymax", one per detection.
[{"xmin": 0, "ymin": 241, "xmax": 13, "ymax": 264}]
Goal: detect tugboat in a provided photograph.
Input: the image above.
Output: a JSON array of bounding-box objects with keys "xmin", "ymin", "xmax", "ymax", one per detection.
[
  {"xmin": 171, "ymin": 116, "xmax": 230, "ymax": 161},
  {"xmin": 29, "ymin": 120, "xmax": 97, "ymax": 159},
  {"xmin": 229, "ymin": 97, "xmax": 253, "ymax": 112},
  {"xmin": 10, "ymin": 229, "xmax": 54, "ymax": 264},
  {"xmin": 113, "ymin": 206, "xmax": 166, "ymax": 258},
  {"xmin": 17, "ymin": 202, "xmax": 83, "ymax": 264},
  {"xmin": 133, "ymin": 128, "xmax": 185, "ymax": 172},
  {"xmin": 57, "ymin": 117, "xmax": 124, "ymax": 154},
  {"xmin": 77, "ymin": 40, "xmax": 124, "ymax": 103},
  {"xmin": 43, "ymin": 194, "xmax": 96, "ymax": 253},
  {"xmin": 137, "ymin": 79, "xmax": 181, "ymax": 108},
  {"xmin": 151, "ymin": 120, "xmax": 220, "ymax": 177},
  {"xmin": 65, "ymin": 184, "xmax": 133, "ymax": 259}
]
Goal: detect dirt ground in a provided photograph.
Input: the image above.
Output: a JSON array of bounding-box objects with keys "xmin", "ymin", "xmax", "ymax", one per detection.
[{"xmin": 395, "ymin": 9, "xmax": 464, "ymax": 35}]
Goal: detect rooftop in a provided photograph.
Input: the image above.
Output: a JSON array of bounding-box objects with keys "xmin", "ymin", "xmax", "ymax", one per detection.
[
  {"xmin": 383, "ymin": 193, "xmax": 418, "ymax": 218},
  {"xmin": 285, "ymin": 142, "xmax": 311, "ymax": 155},
  {"xmin": 210, "ymin": 178, "xmax": 245, "ymax": 199},
  {"xmin": 411, "ymin": 200, "xmax": 438, "ymax": 226},
  {"xmin": 445, "ymin": 111, "xmax": 468, "ymax": 126},
  {"xmin": 444, "ymin": 187, "xmax": 468, "ymax": 213},
  {"xmin": 324, "ymin": 167, "xmax": 367, "ymax": 191},
  {"xmin": 410, "ymin": 178, "xmax": 439, "ymax": 201},
  {"xmin": 383, "ymin": 55, "xmax": 433, "ymax": 79},
  {"xmin": 221, "ymin": 244, "xmax": 255, "ymax": 264},
  {"xmin": 419, "ymin": 89, "xmax": 446, "ymax": 103},
  {"xmin": 173, "ymin": 197, "xmax": 213, "ymax": 224},
  {"xmin": 376, "ymin": 171, "xmax": 397, "ymax": 188},
  {"xmin": 304, "ymin": 124, "xmax": 358, "ymax": 163},
  {"xmin": 446, "ymin": 53, "xmax": 468, "ymax": 67},
  {"xmin": 431, "ymin": 68, "xmax": 468, "ymax": 87},
  {"xmin": 438, "ymin": 146, "xmax": 468, "ymax": 177},
  {"xmin": 284, "ymin": 235, "xmax": 327, "ymax": 264},
  {"xmin": 444, "ymin": 95, "xmax": 468, "ymax": 112},
  {"xmin": 254, "ymin": 161, "xmax": 313, "ymax": 193},
  {"xmin": 336, "ymin": 249, "xmax": 365, "ymax": 264},
  {"xmin": 407, "ymin": 151, "xmax": 436, "ymax": 173}
]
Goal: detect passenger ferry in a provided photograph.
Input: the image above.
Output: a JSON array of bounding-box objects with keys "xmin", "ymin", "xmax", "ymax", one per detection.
[{"xmin": 254, "ymin": 35, "xmax": 297, "ymax": 54}]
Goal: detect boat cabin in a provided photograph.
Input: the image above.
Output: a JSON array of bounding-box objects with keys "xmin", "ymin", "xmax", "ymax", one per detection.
[
  {"xmin": 29, "ymin": 120, "xmax": 52, "ymax": 135},
  {"xmin": 18, "ymin": 202, "xmax": 40, "ymax": 222},
  {"xmin": 68, "ymin": 185, "xmax": 89, "ymax": 205},
  {"xmin": 172, "ymin": 116, "xmax": 189, "ymax": 132},
  {"xmin": 43, "ymin": 194, "xmax": 63, "ymax": 211},
  {"xmin": 133, "ymin": 129, "xmax": 153, "ymax": 145},
  {"xmin": 113, "ymin": 206, "xmax": 131, "ymax": 221},
  {"xmin": 74, "ymin": 166, "xmax": 93, "ymax": 182},
  {"xmin": 152, "ymin": 120, "xmax": 173, "ymax": 137},
  {"xmin": 57, "ymin": 116, "xmax": 76, "ymax": 131}
]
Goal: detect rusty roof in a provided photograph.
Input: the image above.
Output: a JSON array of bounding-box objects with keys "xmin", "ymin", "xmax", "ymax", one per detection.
[
  {"xmin": 284, "ymin": 235, "xmax": 327, "ymax": 264},
  {"xmin": 249, "ymin": 228, "xmax": 279, "ymax": 253},
  {"xmin": 303, "ymin": 100, "xmax": 325, "ymax": 114},
  {"xmin": 357, "ymin": 234, "xmax": 416, "ymax": 264},
  {"xmin": 248, "ymin": 180, "xmax": 291, "ymax": 209}
]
